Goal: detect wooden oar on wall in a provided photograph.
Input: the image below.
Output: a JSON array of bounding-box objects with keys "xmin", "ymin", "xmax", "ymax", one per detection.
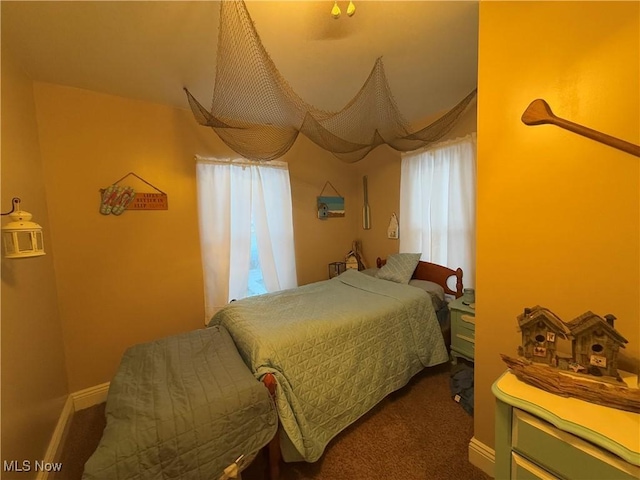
[{"xmin": 521, "ymin": 99, "xmax": 640, "ymax": 158}]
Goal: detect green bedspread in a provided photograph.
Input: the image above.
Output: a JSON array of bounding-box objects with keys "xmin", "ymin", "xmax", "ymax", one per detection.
[
  {"xmin": 82, "ymin": 326, "xmax": 277, "ymax": 480},
  {"xmin": 209, "ymin": 270, "xmax": 449, "ymax": 462}
]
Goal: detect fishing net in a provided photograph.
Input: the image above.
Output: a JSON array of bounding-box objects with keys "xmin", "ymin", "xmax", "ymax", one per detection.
[{"xmin": 185, "ymin": 0, "xmax": 477, "ymax": 163}]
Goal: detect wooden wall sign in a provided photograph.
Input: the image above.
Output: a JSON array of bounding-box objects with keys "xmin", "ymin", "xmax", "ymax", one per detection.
[
  {"xmin": 129, "ymin": 192, "xmax": 168, "ymax": 210},
  {"xmin": 100, "ymin": 172, "xmax": 168, "ymax": 215}
]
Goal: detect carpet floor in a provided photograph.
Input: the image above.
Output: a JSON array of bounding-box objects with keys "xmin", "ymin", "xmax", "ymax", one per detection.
[{"xmin": 57, "ymin": 362, "xmax": 490, "ymax": 480}]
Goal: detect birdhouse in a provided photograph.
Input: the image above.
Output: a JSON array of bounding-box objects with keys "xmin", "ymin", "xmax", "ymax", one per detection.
[
  {"xmin": 517, "ymin": 306, "xmax": 569, "ymax": 365},
  {"xmin": 345, "ymin": 252, "xmax": 359, "ymax": 270},
  {"xmin": 566, "ymin": 312, "xmax": 628, "ymax": 378}
]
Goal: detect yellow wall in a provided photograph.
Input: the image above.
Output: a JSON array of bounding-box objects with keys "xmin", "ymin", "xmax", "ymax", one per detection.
[
  {"xmin": 286, "ymin": 135, "xmax": 360, "ymax": 286},
  {"xmin": 475, "ymin": 0, "xmax": 639, "ymax": 454},
  {"xmin": 1, "ymin": 44, "xmax": 69, "ymax": 471},
  {"xmin": 32, "ymin": 82, "xmax": 360, "ymax": 392}
]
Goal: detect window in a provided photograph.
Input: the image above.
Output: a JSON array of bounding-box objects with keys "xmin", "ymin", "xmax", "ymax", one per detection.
[
  {"xmin": 399, "ymin": 133, "xmax": 476, "ymax": 288},
  {"xmin": 196, "ymin": 157, "xmax": 298, "ymax": 320},
  {"xmin": 247, "ymin": 220, "xmax": 267, "ymax": 297}
]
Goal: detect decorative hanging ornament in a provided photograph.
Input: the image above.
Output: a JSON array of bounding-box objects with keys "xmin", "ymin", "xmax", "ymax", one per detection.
[
  {"xmin": 331, "ymin": 1, "xmax": 341, "ymax": 19},
  {"xmin": 347, "ymin": 1, "xmax": 356, "ymax": 17},
  {"xmin": 387, "ymin": 213, "xmax": 399, "ymax": 239}
]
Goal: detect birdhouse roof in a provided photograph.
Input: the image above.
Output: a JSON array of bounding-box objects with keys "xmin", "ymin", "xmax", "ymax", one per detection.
[
  {"xmin": 517, "ymin": 306, "xmax": 569, "ymax": 338},
  {"xmin": 566, "ymin": 311, "xmax": 628, "ymax": 347}
]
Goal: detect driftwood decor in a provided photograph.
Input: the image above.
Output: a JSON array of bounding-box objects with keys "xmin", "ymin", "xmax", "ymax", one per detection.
[
  {"xmin": 504, "ymin": 306, "xmax": 639, "ymax": 413},
  {"xmin": 501, "ymin": 354, "xmax": 640, "ymax": 414},
  {"xmin": 522, "ymin": 99, "xmax": 640, "ymax": 158}
]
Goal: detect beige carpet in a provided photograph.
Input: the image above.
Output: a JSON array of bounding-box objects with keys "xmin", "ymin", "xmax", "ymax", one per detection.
[{"xmin": 58, "ymin": 363, "xmax": 490, "ymax": 480}]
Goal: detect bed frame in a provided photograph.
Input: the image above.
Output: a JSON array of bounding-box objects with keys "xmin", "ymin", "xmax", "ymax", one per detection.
[
  {"xmin": 261, "ymin": 258, "xmax": 464, "ymax": 479},
  {"xmin": 376, "ymin": 257, "xmax": 464, "ymax": 299},
  {"xmin": 262, "ymin": 374, "xmax": 280, "ymax": 480}
]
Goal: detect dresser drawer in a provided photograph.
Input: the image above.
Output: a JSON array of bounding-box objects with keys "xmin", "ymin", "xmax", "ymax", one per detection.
[
  {"xmin": 512, "ymin": 452, "xmax": 560, "ymax": 480},
  {"xmin": 512, "ymin": 410, "xmax": 640, "ymax": 480}
]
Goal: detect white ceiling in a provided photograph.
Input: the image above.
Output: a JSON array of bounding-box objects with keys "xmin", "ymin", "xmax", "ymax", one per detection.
[{"xmin": 1, "ymin": 1, "xmax": 478, "ymax": 124}]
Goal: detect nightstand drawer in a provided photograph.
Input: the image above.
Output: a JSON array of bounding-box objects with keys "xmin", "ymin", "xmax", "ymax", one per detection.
[
  {"xmin": 512, "ymin": 410, "xmax": 639, "ymax": 480},
  {"xmin": 451, "ymin": 335, "xmax": 474, "ymax": 358},
  {"xmin": 454, "ymin": 321, "xmax": 475, "ymax": 341},
  {"xmin": 448, "ymin": 296, "xmax": 476, "ymax": 362}
]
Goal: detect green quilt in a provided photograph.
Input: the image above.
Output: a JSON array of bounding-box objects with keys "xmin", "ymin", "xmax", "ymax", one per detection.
[
  {"xmin": 209, "ymin": 270, "xmax": 449, "ymax": 462},
  {"xmin": 82, "ymin": 326, "xmax": 277, "ymax": 480}
]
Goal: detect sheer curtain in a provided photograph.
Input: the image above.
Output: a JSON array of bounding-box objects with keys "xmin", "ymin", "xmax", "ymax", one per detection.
[
  {"xmin": 399, "ymin": 133, "xmax": 476, "ymax": 288},
  {"xmin": 196, "ymin": 156, "xmax": 298, "ymax": 320}
]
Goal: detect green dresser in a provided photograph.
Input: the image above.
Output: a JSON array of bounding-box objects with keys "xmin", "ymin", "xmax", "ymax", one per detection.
[
  {"xmin": 492, "ymin": 371, "xmax": 640, "ymax": 480},
  {"xmin": 448, "ymin": 296, "xmax": 475, "ymax": 363}
]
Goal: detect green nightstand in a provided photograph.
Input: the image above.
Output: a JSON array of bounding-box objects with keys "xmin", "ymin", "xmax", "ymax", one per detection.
[{"xmin": 448, "ymin": 296, "xmax": 475, "ymax": 364}]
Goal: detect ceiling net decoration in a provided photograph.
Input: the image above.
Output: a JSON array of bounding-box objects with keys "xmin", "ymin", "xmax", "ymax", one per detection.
[{"xmin": 184, "ymin": 0, "xmax": 477, "ymax": 163}]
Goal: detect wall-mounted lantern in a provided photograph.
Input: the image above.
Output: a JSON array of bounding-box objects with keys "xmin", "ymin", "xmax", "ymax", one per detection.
[{"xmin": 1, "ymin": 197, "xmax": 45, "ymax": 259}]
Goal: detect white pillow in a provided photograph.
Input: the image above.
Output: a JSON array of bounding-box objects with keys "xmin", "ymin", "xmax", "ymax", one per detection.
[
  {"xmin": 360, "ymin": 268, "xmax": 379, "ymax": 277},
  {"xmin": 408, "ymin": 279, "xmax": 445, "ymax": 301},
  {"xmin": 376, "ymin": 253, "xmax": 421, "ymax": 284}
]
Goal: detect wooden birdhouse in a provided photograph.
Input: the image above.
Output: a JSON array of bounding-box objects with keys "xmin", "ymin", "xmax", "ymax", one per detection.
[
  {"xmin": 566, "ymin": 312, "xmax": 628, "ymax": 378},
  {"xmin": 517, "ymin": 306, "xmax": 569, "ymax": 365}
]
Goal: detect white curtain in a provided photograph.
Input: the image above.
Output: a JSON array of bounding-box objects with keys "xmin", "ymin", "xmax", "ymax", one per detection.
[
  {"xmin": 399, "ymin": 133, "xmax": 476, "ymax": 288},
  {"xmin": 196, "ymin": 156, "xmax": 298, "ymax": 320}
]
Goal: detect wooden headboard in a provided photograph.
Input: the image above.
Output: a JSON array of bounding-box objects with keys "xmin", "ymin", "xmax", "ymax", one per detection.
[{"xmin": 376, "ymin": 257, "xmax": 464, "ymax": 299}]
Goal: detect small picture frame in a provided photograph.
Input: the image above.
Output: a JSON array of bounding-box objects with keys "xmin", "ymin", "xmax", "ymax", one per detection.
[
  {"xmin": 317, "ymin": 196, "xmax": 345, "ymax": 218},
  {"xmin": 546, "ymin": 332, "xmax": 556, "ymax": 343}
]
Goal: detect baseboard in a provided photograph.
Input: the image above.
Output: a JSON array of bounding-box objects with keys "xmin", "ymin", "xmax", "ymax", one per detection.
[
  {"xmin": 469, "ymin": 436, "xmax": 495, "ymax": 479},
  {"xmin": 71, "ymin": 382, "xmax": 110, "ymax": 411},
  {"xmin": 35, "ymin": 396, "xmax": 74, "ymax": 480},
  {"xmin": 37, "ymin": 383, "xmax": 111, "ymax": 479}
]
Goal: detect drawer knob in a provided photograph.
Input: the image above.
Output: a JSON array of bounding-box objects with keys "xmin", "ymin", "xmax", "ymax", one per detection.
[{"xmin": 461, "ymin": 314, "xmax": 475, "ymax": 325}]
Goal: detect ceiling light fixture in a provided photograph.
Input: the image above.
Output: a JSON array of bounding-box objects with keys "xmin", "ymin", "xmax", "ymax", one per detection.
[
  {"xmin": 1, "ymin": 197, "xmax": 45, "ymax": 259},
  {"xmin": 331, "ymin": 1, "xmax": 355, "ymax": 19},
  {"xmin": 331, "ymin": 1, "xmax": 341, "ymax": 19},
  {"xmin": 347, "ymin": 1, "xmax": 356, "ymax": 17}
]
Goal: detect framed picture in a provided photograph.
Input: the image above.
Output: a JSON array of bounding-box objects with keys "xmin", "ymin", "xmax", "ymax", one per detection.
[{"xmin": 317, "ymin": 196, "xmax": 345, "ymax": 218}]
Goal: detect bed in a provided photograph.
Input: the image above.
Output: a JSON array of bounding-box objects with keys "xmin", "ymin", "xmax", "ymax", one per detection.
[
  {"xmin": 208, "ymin": 253, "xmax": 463, "ymax": 478},
  {"xmin": 82, "ymin": 326, "xmax": 278, "ymax": 480}
]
